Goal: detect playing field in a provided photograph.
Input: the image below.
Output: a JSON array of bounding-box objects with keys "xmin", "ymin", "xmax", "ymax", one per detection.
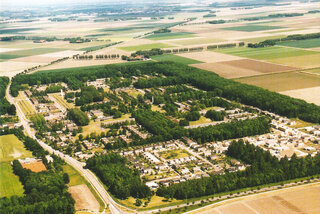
[
  {"xmin": 151, "ymin": 54, "xmax": 202, "ymax": 65},
  {"xmin": 145, "ymin": 32, "xmax": 196, "ymax": 40},
  {"xmin": 236, "ymin": 72, "xmax": 320, "ymax": 92},
  {"xmin": 50, "ymin": 93, "xmax": 74, "ymax": 110},
  {"xmin": 170, "ymin": 37, "xmax": 226, "ymax": 46},
  {"xmin": 159, "ymin": 149, "xmax": 190, "ymax": 160},
  {"xmin": 0, "ymin": 134, "xmax": 33, "ymax": 162},
  {"xmin": 117, "ymin": 43, "xmax": 174, "ymax": 51},
  {"xmin": 17, "ymin": 100, "xmax": 36, "ymax": 116},
  {"xmin": 0, "ymin": 162, "xmax": 24, "ymax": 197},
  {"xmin": 277, "ymin": 38, "xmax": 320, "ymax": 49},
  {"xmin": 191, "ymin": 183, "xmax": 320, "ymax": 214},
  {"xmin": 214, "ymin": 46, "xmax": 317, "ymax": 61},
  {"xmin": 21, "ymin": 160, "xmax": 47, "ymax": 172},
  {"xmin": 223, "ymin": 25, "xmax": 284, "ymax": 32}
]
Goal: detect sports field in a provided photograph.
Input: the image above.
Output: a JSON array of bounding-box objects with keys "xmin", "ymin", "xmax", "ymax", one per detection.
[
  {"xmin": 0, "ymin": 162, "xmax": 24, "ymax": 197},
  {"xmin": 277, "ymin": 38, "xmax": 320, "ymax": 48},
  {"xmin": 145, "ymin": 32, "xmax": 196, "ymax": 40},
  {"xmin": 118, "ymin": 43, "xmax": 174, "ymax": 51},
  {"xmin": 214, "ymin": 46, "xmax": 317, "ymax": 61},
  {"xmin": 236, "ymin": 72, "xmax": 320, "ymax": 92},
  {"xmin": 0, "ymin": 134, "xmax": 33, "ymax": 162},
  {"xmin": 223, "ymin": 25, "xmax": 284, "ymax": 32},
  {"xmin": 18, "ymin": 100, "xmax": 36, "ymax": 116},
  {"xmin": 151, "ymin": 54, "xmax": 202, "ymax": 65}
]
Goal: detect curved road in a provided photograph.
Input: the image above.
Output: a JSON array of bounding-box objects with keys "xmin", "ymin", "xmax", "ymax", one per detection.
[{"xmin": 5, "ymin": 80, "xmax": 128, "ymax": 214}]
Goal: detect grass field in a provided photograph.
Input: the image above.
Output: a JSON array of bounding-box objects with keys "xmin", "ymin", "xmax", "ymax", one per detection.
[
  {"xmin": 277, "ymin": 38, "xmax": 320, "ymax": 48},
  {"xmin": 0, "ymin": 48, "xmax": 66, "ymax": 60},
  {"xmin": 269, "ymin": 53, "xmax": 320, "ymax": 68},
  {"xmin": 214, "ymin": 46, "xmax": 317, "ymax": 60},
  {"xmin": 236, "ymin": 72, "xmax": 320, "ymax": 92},
  {"xmin": 151, "ymin": 54, "xmax": 202, "ymax": 65},
  {"xmin": 0, "ymin": 162, "xmax": 25, "ymax": 197},
  {"xmin": 171, "ymin": 37, "xmax": 226, "ymax": 46},
  {"xmin": 18, "ymin": 100, "xmax": 35, "ymax": 116},
  {"xmin": 159, "ymin": 149, "xmax": 190, "ymax": 160},
  {"xmin": 223, "ymin": 25, "xmax": 284, "ymax": 32},
  {"xmin": 51, "ymin": 93, "xmax": 74, "ymax": 109},
  {"xmin": 189, "ymin": 116, "xmax": 212, "ymax": 126},
  {"xmin": 145, "ymin": 32, "xmax": 196, "ymax": 40},
  {"xmin": 0, "ymin": 134, "xmax": 33, "ymax": 162},
  {"xmin": 118, "ymin": 43, "xmax": 174, "ymax": 51},
  {"xmin": 120, "ymin": 195, "xmax": 181, "ymax": 210}
]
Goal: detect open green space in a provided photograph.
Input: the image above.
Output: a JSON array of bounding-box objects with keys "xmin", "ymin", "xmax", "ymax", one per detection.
[
  {"xmin": 0, "ymin": 162, "xmax": 25, "ymax": 198},
  {"xmin": 214, "ymin": 46, "xmax": 317, "ymax": 60},
  {"xmin": 278, "ymin": 38, "xmax": 320, "ymax": 48},
  {"xmin": 0, "ymin": 134, "xmax": 33, "ymax": 162},
  {"xmin": 0, "ymin": 48, "xmax": 66, "ymax": 59},
  {"xmin": 159, "ymin": 149, "xmax": 190, "ymax": 160},
  {"xmin": 0, "ymin": 27, "xmax": 40, "ymax": 34},
  {"xmin": 145, "ymin": 32, "xmax": 196, "ymax": 40},
  {"xmin": 78, "ymin": 43, "xmax": 112, "ymax": 51},
  {"xmin": 235, "ymin": 71, "xmax": 320, "ymax": 92},
  {"xmin": 118, "ymin": 43, "xmax": 174, "ymax": 51},
  {"xmin": 151, "ymin": 54, "xmax": 202, "ymax": 65},
  {"xmin": 223, "ymin": 25, "xmax": 284, "ymax": 32}
]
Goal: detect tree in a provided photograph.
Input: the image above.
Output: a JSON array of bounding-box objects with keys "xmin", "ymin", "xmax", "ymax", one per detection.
[{"xmin": 63, "ymin": 173, "xmax": 70, "ymax": 184}]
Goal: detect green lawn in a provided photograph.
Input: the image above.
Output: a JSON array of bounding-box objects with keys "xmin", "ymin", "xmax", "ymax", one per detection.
[
  {"xmin": 0, "ymin": 48, "xmax": 66, "ymax": 59},
  {"xmin": 0, "ymin": 162, "xmax": 25, "ymax": 197},
  {"xmin": 214, "ymin": 46, "xmax": 317, "ymax": 60},
  {"xmin": 223, "ymin": 25, "xmax": 284, "ymax": 32},
  {"xmin": 0, "ymin": 134, "xmax": 33, "ymax": 162},
  {"xmin": 277, "ymin": 38, "xmax": 320, "ymax": 48},
  {"xmin": 151, "ymin": 54, "xmax": 202, "ymax": 65},
  {"xmin": 145, "ymin": 32, "xmax": 196, "ymax": 40},
  {"xmin": 118, "ymin": 43, "xmax": 174, "ymax": 51}
]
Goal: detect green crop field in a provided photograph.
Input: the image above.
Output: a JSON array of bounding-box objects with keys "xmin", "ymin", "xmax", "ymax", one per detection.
[
  {"xmin": 241, "ymin": 35, "xmax": 286, "ymax": 43},
  {"xmin": 118, "ymin": 43, "xmax": 174, "ymax": 51},
  {"xmin": 151, "ymin": 54, "xmax": 202, "ymax": 65},
  {"xmin": 0, "ymin": 27, "xmax": 40, "ymax": 34},
  {"xmin": 0, "ymin": 48, "xmax": 66, "ymax": 59},
  {"xmin": 214, "ymin": 46, "xmax": 317, "ymax": 60},
  {"xmin": 223, "ymin": 25, "xmax": 284, "ymax": 32},
  {"xmin": 0, "ymin": 134, "xmax": 33, "ymax": 162},
  {"xmin": 277, "ymin": 38, "xmax": 320, "ymax": 48},
  {"xmin": 145, "ymin": 32, "xmax": 196, "ymax": 40},
  {"xmin": 0, "ymin": 162, "xmax": 25, "ymax": 197},
  {"xmin": 235, "ymin": 71, "xmax": 320, "ymax": 92}
]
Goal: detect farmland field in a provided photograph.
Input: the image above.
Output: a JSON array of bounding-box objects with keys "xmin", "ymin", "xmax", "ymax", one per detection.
[
  {"xmin": 280, "ymin": 86, "xmax": 320, "ymax": 106},
  {"xmin": 0, "ymin": 134, "xmax": 33, "ymax": 162},
  {"xmin": 151, "ymin": 54, "xmax": 202, "ymax": 65},
  {"xmin": 214, "ymin": 46, "xmax": 318, "ymax": 61},
  {"xmin": 269, "ymin": 53, "xmax": 320, "ymax": 68},
  {"xmin": 235, "ymin": 72, "xmax": 320, "ymax": 92},
  {"xmin": 0, "ymin": 48, "xmax": 67, "ymax": 60},
  {"xmin": 118, "ymin": 43, "xmax": 174, "ymax": 51},
  {"xmin": 171, "ymin": 37, "xmax": 226, "ymax": 46},
  {"xmin": 223, "ymin": 25, "xmax": 284, "ymax": 32},
  {"xmin": 177, "ymin": 51, "xmax": 242, "ymax": 63},
  {"xmin": 145, "ymin": 32, "xmax": 196, "ymax": 40},
  {"xmin": 190, "ymin": 183, "xmax": 320, "ymax": 214},
  {"xmin": 240, "ymin": 35, "xmax": 286, "ymax": 43},
  {"xmin": 277, "ymin": 38, "xmax": 320, "ymax": 49},
  {"xmin": 0, "ymin": 162, "xmax": 24, "ymax": 198}
]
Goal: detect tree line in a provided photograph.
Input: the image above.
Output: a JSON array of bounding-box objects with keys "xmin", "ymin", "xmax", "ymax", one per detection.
[
  {"xmin": 85, "ymin": 153, "xmax": 152, "ymax": 199},
  {"xmin": 0, "ymin": 77, "xmax": 16, "ymax": 116}
]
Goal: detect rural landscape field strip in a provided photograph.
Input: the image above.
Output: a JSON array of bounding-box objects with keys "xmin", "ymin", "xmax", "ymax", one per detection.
[
  {"xmin": 0, "ymin": 48, "xmax": 67, "ymax": 60},
  {"xmin": 223, "ymin": 25, "xmax": 284, "ymax": 32},
  {"xmin": 117, "ymin": 43, "xmax": 174, "ymax": 51},
  {"xmin": 277, "ymin": 38, "xmax": 320, "ymax": 48},
  {"xmin": 145, "ymin": 32, "xmax": 196, "ymax": 40},
  {"xmin": 151, "ymin": 54, "xmax": 203, "ymax": 65}
]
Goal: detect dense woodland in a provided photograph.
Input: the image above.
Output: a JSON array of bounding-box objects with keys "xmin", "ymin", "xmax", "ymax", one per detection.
[
  {"xmin": 0, "ymin": 77, "xmax": 16, "ymax": 116},
  {"xmin": 157, "ymin": 140, "xmax": 320, "ymax": 200},
  {"xmin": 86, "ymin": 153, "xmax": 152, "ymax": 199},
  {"xmin": 10, "ymin": 62, "xmax": 320, "ymax": 124},
  {"xmin": 0, "ymin": 127, "xmax": 75, "ymax": 214},
  {"xmin": 67, "ymin": 108, "xmax": 90, "ymax": 126}
]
